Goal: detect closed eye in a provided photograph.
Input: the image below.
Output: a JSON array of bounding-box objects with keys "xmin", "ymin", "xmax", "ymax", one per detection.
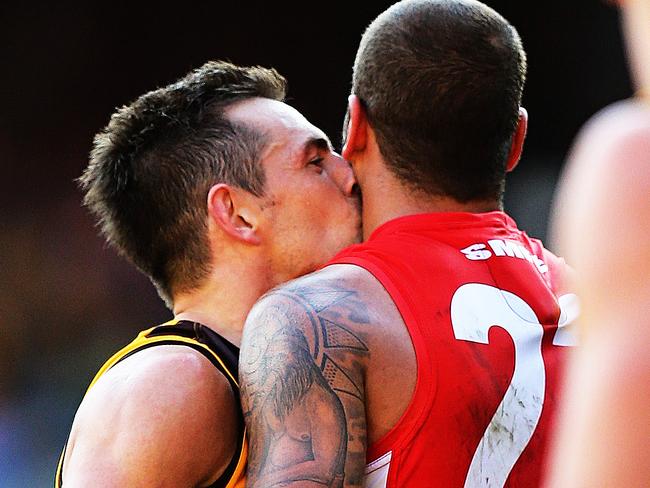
[{"xmin": 308, "ymin": 157, "xmax": 324, "ymax": 172}]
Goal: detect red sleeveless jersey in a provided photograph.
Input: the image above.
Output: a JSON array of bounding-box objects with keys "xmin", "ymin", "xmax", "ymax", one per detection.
[{"xmin": 328, "ymin": 212, "xmax": 577, "ymax": 488}]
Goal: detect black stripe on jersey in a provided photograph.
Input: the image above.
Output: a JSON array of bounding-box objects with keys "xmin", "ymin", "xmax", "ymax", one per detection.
[{"xmin": 145, "ymin": 321, "xmax": 240, "ymax": 381}]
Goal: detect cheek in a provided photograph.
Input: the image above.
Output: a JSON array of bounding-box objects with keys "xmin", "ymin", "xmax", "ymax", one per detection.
[{"xmin": 291, "ymin": 182, "xmax": 356, "ymax": 234}]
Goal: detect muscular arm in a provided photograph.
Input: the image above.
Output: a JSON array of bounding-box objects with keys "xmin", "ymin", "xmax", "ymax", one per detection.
[
  {"xmin": 62, "ymin": 346, "xmax": 238, "ymax": 487},
  {"xmin": 240, "ymin": 277, "xmax": 371, "ymax": 487}
]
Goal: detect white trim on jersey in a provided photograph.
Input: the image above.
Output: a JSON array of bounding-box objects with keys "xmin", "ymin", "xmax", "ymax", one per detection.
[{"xmin": 363, "ymin": 451, "xmax": 392, "ymax": 488}]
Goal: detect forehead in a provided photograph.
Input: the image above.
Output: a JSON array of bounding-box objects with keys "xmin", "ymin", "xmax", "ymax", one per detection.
[{"xmin": 225, "ymin": 97, "xmax": 329, "ymax": 150}]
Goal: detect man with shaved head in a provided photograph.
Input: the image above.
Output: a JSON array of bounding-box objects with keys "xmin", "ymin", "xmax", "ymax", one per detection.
[{"xmin": 240, "ymin": 1, "xmax": 575, "ymax": 487}]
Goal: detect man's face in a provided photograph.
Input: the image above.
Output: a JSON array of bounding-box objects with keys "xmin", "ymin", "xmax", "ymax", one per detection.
[{"xmin": 227, "ymin": 98, "xmax": 362, "ymax": 284}]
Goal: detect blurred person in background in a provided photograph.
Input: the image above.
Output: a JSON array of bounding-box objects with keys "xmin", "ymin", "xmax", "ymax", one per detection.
[
  {"xmin": 239, "ymin": 1, "xmax": 577, "ymax": 486},
  {"xmin": 547, "ymin": 0, "xmax": 650, "ymax": 486},
  {"xmin": 56, "ymin": 60, "xmax": 360, "ymax": 487}
]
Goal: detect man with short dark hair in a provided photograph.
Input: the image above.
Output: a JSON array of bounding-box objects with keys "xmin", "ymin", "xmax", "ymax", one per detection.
[
  {"xmin": 56, "ymin": 60, "xmax": 361, "ymax": 487},
  {"xmin": 240, "ymin": 1, "xmax": 576, "ymax": 486}
]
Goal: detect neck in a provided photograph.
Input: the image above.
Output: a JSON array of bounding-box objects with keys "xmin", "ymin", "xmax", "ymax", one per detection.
[
  {"xmin": 171, "ymin": 257, "xmax": 272, "ymax": 347},
  {"xmin": 359, "ymin": 164, "xmax": 501, "ymax": 240}
]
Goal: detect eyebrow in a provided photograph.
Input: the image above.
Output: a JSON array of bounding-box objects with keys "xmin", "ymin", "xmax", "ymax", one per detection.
[{"xmin": 303, "ymin": 137, "xmax": 332, "ymax": 155}]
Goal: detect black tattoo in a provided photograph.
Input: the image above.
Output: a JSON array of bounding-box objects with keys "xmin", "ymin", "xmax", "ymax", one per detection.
[{"xmin": 240, "ymin": 280, "xmax": 370, "ymax": 487}]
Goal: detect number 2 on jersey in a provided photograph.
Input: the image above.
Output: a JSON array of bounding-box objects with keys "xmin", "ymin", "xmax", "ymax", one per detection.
[{"xmin": 451, "ymin": 283, "xmax": 575, "ymax": 488}]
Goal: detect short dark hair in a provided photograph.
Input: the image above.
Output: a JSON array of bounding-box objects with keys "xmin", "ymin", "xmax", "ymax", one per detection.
[
  {"xmin": 351, "ymin": 0, "xmax": 527, "ymax": 202},
  {"xmin": 79, "ymin": 61, "xmax": 287, "ymax": 306}
]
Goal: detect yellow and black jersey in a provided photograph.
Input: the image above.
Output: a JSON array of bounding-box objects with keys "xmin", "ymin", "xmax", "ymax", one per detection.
[{"xmin": 55, "ymin": 319, "xmax": 246, "ymax": 488}]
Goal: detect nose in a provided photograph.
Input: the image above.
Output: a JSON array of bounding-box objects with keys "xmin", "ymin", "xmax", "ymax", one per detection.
[{"xmin": 328, "ymin": 152, "xmax": 358, "ymax": 197}]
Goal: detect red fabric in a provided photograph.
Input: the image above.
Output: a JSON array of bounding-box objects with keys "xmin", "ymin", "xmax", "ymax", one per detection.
[{"xmin": 328, "ymin": 211, "xmax": 572, "ymax": 487}]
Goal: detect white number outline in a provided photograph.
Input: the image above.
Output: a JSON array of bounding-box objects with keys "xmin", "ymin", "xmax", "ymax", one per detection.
[{"xmin": 451, "ymin": 284, "xmax": 576, "ymax": 488}]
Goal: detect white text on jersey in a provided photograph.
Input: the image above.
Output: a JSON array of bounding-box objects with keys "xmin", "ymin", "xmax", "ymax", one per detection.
[{"xmin": 460, "ymin": 239, "xmax": 548, "ymax": 274}]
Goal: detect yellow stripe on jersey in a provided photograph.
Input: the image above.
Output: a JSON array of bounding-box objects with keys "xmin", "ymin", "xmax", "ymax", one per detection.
[{"xmin": 86, "ymin": 319, "xmax": 238, "ymax": 390}]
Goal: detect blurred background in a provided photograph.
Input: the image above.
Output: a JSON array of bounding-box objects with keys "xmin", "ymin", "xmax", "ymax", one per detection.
[{"xmin": 0, "ymin": 1, "xmax": 632, "ymax": 485}]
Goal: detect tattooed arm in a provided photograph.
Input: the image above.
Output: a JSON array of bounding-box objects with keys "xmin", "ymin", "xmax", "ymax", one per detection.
[{"xmin": 240, "ymin": 279, "xmax": 370, "ymax": 487}]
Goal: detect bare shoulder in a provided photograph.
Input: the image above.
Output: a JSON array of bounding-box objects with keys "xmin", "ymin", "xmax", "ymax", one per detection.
[
  {"xmin": 241, "ymin": 264, "xmax": 389, "ymax": 375},
  {"xmin": 243, "ymin": 262, "xmax": 415, "ymax": 400},
  {"xmin": 240, "ymin": 264, "xmax": 415, "ymax": 486},
  {"xmin": 64, "ymin": 345, "xmax": 238, "ymax": 487},
  {"xmin": 240, "ymin": 264, "xmax": 376, "ymax": 395}
]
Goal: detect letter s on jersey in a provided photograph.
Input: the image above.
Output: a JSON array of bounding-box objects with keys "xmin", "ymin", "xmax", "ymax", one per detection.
[{"xmin": 461, "ymin": 244, "xmax": 492, "ymax": 261}]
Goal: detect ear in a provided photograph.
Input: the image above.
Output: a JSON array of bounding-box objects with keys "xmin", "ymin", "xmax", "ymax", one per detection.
[
  {"xmin": 506, "ymin": 107, "xmax": 528, "ymax": 173},
  {"xmin": 342, "ymin": 95, "xmax": 368, "ymax": 161},
  {"xmin": 207, "ymin": 184, "xmax": 261, "ymax": 245}
]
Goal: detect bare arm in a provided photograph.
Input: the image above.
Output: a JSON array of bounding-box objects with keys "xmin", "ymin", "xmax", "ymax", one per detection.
[
  {"xmin": 240, "ymin": 278, "xmax": 371, "ymax": 487},
  {"xmin": 62, "ymin": 346, "xmax": 238, "ymax": 487}
]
